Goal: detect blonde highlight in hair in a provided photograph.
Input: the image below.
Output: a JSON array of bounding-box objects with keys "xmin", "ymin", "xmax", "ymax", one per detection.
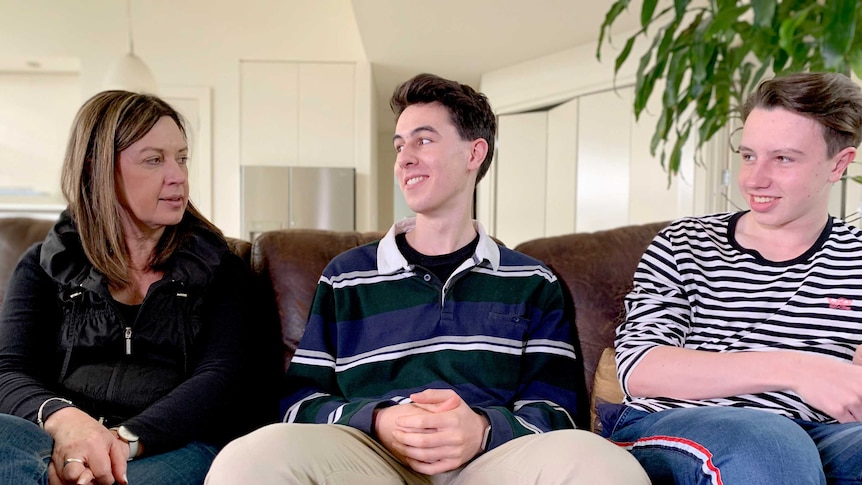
[{"xmin": 61, "ymin": 90, "xmax": 220, "ymax": 286}]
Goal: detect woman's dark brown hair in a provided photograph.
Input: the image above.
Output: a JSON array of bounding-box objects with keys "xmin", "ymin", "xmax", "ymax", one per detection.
[{"xmin": 61, "ymin": 90, "xmax": 221, "ymax": 286}]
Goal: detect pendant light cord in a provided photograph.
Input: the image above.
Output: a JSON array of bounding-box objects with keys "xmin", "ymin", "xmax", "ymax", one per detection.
[{"xmin": 126, "ymin": 0, "xmax": 135, "ymax": 55}]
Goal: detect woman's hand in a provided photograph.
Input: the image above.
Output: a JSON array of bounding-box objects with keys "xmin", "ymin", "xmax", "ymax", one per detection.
[{"xmin": 43, "ymin": 407, "xmax": 129, "ymax": 485}]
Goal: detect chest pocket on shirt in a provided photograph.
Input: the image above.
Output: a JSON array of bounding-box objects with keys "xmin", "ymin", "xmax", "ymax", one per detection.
[
  {"xmin": 438, "ymin": 303, "xmax": 530, "ymax": 399},
  {"xmin": 444, "ymin": 302, "xmax": 530, "ymax": 340}
]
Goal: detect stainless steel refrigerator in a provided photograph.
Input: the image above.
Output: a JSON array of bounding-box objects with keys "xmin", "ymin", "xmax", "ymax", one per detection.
[{"xmin": 241, "ymin": 166, "xmax": 355, "ymax": 240}]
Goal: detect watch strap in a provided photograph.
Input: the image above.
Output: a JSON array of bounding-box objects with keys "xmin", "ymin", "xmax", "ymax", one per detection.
[
  {"xmin": 480, "ymin": 423, "xmax": 492, "ymax": 452},
  {"xmin": 127, "ymin": 439, "xmax": 139, "ymax": 461},
  {"xmin": 114, "ymin": 426, "xmax": 140, "ymax": 461}
]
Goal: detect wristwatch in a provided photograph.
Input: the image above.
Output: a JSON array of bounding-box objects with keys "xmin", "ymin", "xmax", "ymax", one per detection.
[
  {"xmin": 116, "ymin": 425, "xmax": 140, "ymax": 461},
  {"xmin": 480, "ymin": 423, "xmax": 492, "ymax": 452}
]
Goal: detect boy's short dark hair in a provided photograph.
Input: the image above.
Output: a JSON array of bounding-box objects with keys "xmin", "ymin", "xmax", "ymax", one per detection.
[
  {"xmin": 742, "ymin": 72, "xmax": 862, "ymax": 157},
  {"xmin": 391, "ymin": 73, "xmax": 497, "ymax": 185}
]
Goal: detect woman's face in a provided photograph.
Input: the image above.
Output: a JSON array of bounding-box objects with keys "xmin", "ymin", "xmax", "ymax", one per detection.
[{"xmin": 115, "ymin": 116, "xmax": 189, "ymax": 238}]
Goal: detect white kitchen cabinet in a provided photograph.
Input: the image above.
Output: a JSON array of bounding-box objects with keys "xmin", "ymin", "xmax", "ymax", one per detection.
[
  {"xmin": 240, "ymin": 61, "xmax": 354, "ymax": 168},
  {"xmin": 545, "ymin": 97, "xmax": 578, "ymax": 236},
  {"xmin": 575, "ymin": 88, "xmax": 632, "ymax": 233},
  {"xmin": 495, "ymin": 111, "xmax": 548, "ymax": 248},
  {"xmin": 297, "ymin": 63, "xmax": 355, "ymax": 167},
  {"xmin": 488, "ymin": 85, "xmax": 699, "ymax": 245}
]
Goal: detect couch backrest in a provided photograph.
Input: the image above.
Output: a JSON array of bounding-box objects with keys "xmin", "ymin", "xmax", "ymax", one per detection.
[
  {"xmin": 0, "ymin": 216, "xmax": 251, "ymax": 307},
  {"xmin": 250, "ymin": 228, "xmax": 385, "ymax": 372},
  {"xmin": 514, "ymin": 221, "xmax": 667, "ymax": 397},
  {"xmin": 1, "ymin": 215, "xmax": 668, "ymax": 414}
]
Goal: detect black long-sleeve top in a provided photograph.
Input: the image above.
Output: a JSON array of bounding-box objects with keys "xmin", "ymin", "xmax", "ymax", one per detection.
[{"xmin": 0, "ymin": 212, "xmax": 256, "ymax": 454}]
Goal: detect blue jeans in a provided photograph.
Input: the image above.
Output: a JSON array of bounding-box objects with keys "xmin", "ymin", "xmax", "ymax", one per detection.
[
  {"xmin": 0, "ymin": 413, "xmax": 219, "ymax": 484},
  {"xmin": 601, "ymin": 405, "xmax": 862, "ymax": 485}
]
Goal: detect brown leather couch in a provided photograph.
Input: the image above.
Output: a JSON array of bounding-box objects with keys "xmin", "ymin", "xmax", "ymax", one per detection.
[{"xmin": 0, "ymin": 216, "xmax": 667, "ymax": 432}]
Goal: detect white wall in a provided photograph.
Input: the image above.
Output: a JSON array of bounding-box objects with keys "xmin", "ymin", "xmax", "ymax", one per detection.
[
  {"xmin": 0, "ymin": 71, "xmax": 79, "ymax": 207},
  {"xmin": 378, "ymin": 130, "xmax": 402, "ymax": 226},
  {"xmin": 0, "ymin": 0, "xmax": 373, "ymax": 236},
  {"xmin": 479, "ymin": 30, "xmax": 718, "ymax": 241},
  {"xmin": 480, "ymin": 34, "xmax": 640, "ymax": 116}
]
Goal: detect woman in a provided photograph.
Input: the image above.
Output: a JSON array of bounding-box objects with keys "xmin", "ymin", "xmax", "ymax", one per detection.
[{"xmin": 0, "ymin": 91, "xmax": 253, "ymax": 484}]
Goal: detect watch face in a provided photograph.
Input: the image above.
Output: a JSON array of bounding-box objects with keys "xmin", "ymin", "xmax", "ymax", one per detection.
[{"xmin": 118, "ymin": 426, "xmax": 139, "ymax": 442}]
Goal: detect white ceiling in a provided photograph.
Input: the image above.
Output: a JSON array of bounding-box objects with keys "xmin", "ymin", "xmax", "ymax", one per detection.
[{"xmin": 350, "ymin": 0, "xmax": 643, "ymax": 131}]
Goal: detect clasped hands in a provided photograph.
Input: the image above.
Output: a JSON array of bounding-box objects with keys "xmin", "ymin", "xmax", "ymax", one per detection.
[
  {"xmin": 44, "ymin": 407, "xmax": 133, "ymax": 485},
  {"xmin": 374, "ymin": 388, "xmax": 489, "ymax": 475}
]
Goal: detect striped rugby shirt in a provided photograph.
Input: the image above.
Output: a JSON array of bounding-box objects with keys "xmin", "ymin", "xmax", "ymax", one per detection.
[
  {"xmin": 281, "ymin": 218, "xmax": 581, "ymax": 452},
  {"xmin": 616, "ymin": 211, "xmax": 862, "ymax": 422}
]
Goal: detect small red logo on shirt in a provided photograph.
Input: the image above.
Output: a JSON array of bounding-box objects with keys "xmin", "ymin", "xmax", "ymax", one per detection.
[{"xmin": 828, "ymin": 297, "xmax": 852, "ymax": 310}]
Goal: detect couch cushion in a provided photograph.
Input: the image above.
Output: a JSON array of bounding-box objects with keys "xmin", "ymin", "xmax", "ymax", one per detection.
[{"xmin": 591, "ymin": 346, "xmax": 624, "ymax": 434}]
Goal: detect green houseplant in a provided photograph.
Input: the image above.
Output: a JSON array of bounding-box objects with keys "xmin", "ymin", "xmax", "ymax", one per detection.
[{"xmin": 597, "ymin": 0, "xmax": 862, "ymax": 179}]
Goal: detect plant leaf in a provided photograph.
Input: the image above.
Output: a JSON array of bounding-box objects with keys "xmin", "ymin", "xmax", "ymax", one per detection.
[
  {"xmin": 665, "ymin": 51, "xmax": 686, "ymax": 105},
  {"xmin": 597, "ymin": 0, "xmax": 632, "ymax": 59},
  {"xmin": 641, "ymin": 0, "xmax": 658, "ymax": 30},
  {"xmin": 598, "ymin": 0, "xmax": 862, "ymax": 182},
  {"xmin": 851, "ymin": 15, "xmax": 862, "ymax": 79},
  {"xmin": 673, "ymin": 0, "xmax": 691, "ymax": 19},
  {"xmin": 615, "ymin": 35, "xmax": 639, "ymax": 73},
  {"xmin": 822, "ymin": 0, "xmax": 856, "ymax": 69},
  {"xmin": 633, "ymin": 18, "xmax": 679, "ymax": 117},
  {"xmin": 668, "ymin": 121, "xmax": 692, "ymax": 177},
  {"xmin": 656, "ymin": 18, "xmax": 680, "ymax": 62},
  {"xmin": 751, "ymin": 0, "xmax": 776, "ymax": 28},
  {"xmin": 688, "ymin": 14, "xmax": 709, "ymax": 87},
  {"xmin": 715, "ymin": 0, "xmax": 736, "ymax": 12},
  {"xmin": 749, "ymin": 62, "xmax": 770, "ymax": 98},
  {"xmin": 778, "ymin": 5, "xmax": 814, "ymax": 56},
  {"xmin": 634, "ymin": 50, "xmax": 657, "ymax": 117},
  {"xmin": 706, "ymin": 5, "xmax": 749, "ymax": 38},
  {"xmin": 772, "ymin": 48, "xmax": 789, "ymax": 73},
  {"xmin": 698, "ymin": 110, "xmax": 719, "ymax": 144},
  {"xmin": 650, "ymin": 106, "xmax": 671, "ymax": 156}
]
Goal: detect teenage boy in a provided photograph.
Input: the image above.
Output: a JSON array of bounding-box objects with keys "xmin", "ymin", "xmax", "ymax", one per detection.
[
  {"xmin": 603, "ymin": 71, "xmax": 862, "ymax": 484},
  {"xmin": 206, "ymin": 73, "xmax": 647, "ymax": 484}
]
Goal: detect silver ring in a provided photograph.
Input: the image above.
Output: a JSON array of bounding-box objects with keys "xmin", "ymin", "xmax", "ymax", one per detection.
[{"xmin": 62, "ymin": 457, "xmax": 86, "ymax": 468}]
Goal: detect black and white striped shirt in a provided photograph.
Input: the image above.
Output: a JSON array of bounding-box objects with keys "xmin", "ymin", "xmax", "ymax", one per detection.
[{"xmin": 616, "ymin": 212, "xmax": 862, "ymax": 422}]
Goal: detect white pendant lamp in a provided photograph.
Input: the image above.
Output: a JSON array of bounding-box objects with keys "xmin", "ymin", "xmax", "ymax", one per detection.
[{"xmin": 103, "ymin": 0, "xmax": 158, "ymax": 94}]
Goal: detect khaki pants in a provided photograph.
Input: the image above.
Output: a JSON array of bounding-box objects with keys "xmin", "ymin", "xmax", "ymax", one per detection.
[{"xmin": 205, "ymin": 423, "xmax": 649, "ymax": 485}]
